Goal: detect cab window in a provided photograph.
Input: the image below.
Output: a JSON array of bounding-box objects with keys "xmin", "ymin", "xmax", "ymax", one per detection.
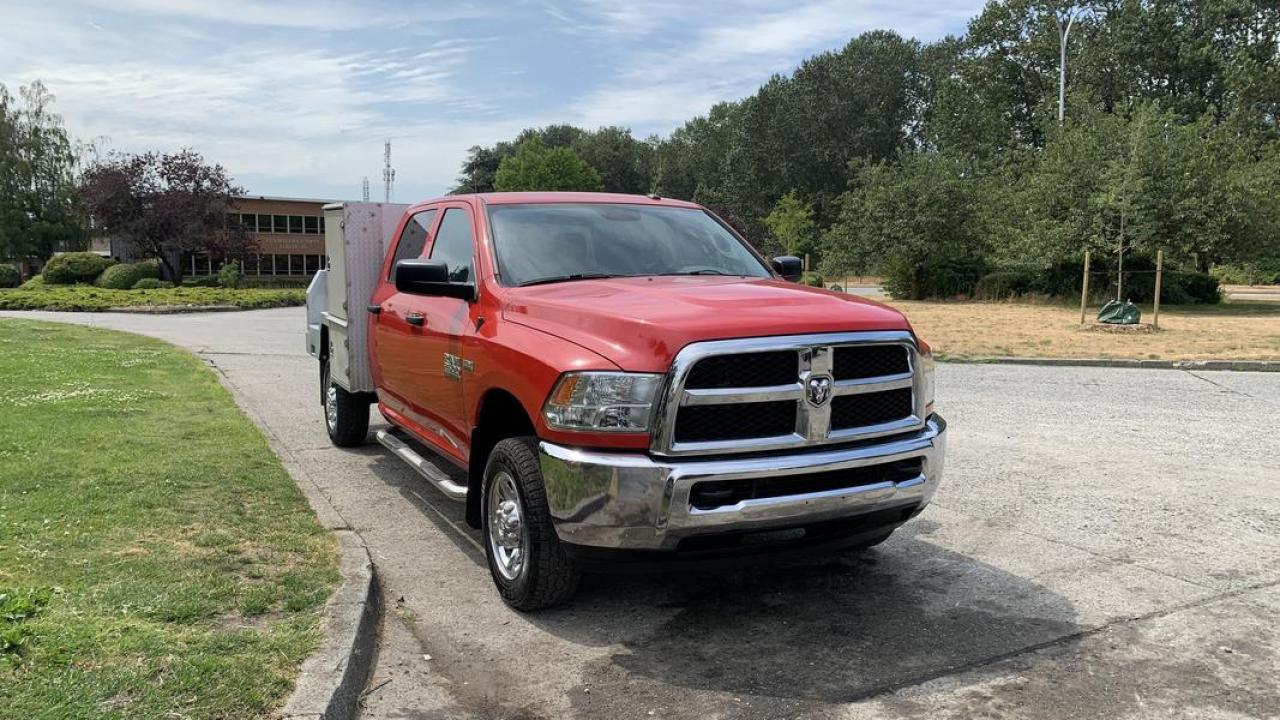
[
  {"xmin": 388, "ymin": 209, "xmax": 437, "ymax": 279},
  {"xmin": 429, "ymin": 208, "xmax": 475, "ymax": 284}
]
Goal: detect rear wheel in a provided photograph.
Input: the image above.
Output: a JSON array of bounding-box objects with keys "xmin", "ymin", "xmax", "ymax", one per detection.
[
  {"xmin": 321, "ymin": 342, "xmax": 370, "ymax": 447},
  {"xmin": 483, "ymin": 437, "xmax": 580, "ymax": 610}
]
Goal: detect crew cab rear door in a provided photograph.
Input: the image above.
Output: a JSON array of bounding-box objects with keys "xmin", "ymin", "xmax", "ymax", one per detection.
[{"xmin": 372, "ymin": 203, "xmax": 479, "ymax": 466}]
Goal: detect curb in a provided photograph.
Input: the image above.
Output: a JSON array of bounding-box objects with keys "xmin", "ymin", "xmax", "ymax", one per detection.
[
  {"xmin": 941, "ymin": 356, "xmax": 1280, "ymax": 372},
  {"xmin": 202, "ymin": 360, "xmax": 382, "ymax": 720},
  {"xmin": 280, "ymin": 531, "xmax": 380, "ymax": 720}
]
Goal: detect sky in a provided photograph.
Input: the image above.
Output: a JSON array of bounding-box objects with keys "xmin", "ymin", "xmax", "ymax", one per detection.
[{"xmin": 1, "ymin": 0, "xmax": 982, "ymax": 201}]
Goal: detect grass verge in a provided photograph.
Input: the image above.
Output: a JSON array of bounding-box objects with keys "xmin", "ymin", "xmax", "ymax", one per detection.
[
  {"xmin": 0, "ymin": 320, "xmax": 337, "ymax": 719},
  {"xmin": 0, "ymin": 286, "xmax": 305, "ymax": 312},
  {"xmin": 888, "ymin": 299, "xmax": 1280, "ymax": 361}
]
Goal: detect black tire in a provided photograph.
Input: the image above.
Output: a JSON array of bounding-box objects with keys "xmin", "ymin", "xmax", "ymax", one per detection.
[
  {"xmin": 482, "ymin": 437, "xmax": 580, "ymax": 610},
  {"xmin": 321, "ymin": 351, "xmax": 370, "ymax": 448}
]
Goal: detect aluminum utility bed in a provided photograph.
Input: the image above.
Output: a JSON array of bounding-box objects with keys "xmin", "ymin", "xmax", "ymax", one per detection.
[{"xmin": 306, "ymin": 202, "xmax": 408, "ymax": 393}]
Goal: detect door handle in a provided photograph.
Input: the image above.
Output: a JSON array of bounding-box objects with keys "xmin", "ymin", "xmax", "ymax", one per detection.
[
  {"xmin": 367, "ymin": 304, "xmax": 382, "ymax": 315},
  {"xmin": 406, "ymin": 313, "xmax": 425, "ymax": 327}
]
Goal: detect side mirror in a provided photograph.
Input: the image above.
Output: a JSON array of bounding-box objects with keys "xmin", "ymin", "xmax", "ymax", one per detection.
[
  {"xmin": 770, "ymin": 255, "xmax": 803, "ymax": 282},
  {"xmin": 394, "ymin": 259, "xmax": 475, "ymax": 300}
]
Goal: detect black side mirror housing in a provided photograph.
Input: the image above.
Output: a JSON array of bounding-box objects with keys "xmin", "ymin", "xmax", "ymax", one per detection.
[
  {"xmin": 394, "ymin": 260, "xmax": 475, "ymax": 300},
  {"xmin": 770, "ymin": 255, "xmax": 804, "ymax": 281}
]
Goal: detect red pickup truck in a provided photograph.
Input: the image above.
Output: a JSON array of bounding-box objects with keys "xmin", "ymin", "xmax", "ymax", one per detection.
[{"xmin": 306, "ymin": 193, "xmax": 946, "ymax": 610}]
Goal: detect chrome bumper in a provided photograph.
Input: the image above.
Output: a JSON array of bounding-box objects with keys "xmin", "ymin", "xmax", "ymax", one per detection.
[{"xmin": 539, "ymin": 415, "xmax": 946, "ymax": 551}]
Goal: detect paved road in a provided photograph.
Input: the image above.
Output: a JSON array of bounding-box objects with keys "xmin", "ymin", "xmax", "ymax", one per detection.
[{"xmin": 5, "ymin": 308, "xmax": 1279, "ymax": 719}]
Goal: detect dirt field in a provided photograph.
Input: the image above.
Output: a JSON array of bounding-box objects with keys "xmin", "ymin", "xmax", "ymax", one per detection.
[{"xmin": 886, "ymin": 300, "xmax": 1280, "ymax": 361}]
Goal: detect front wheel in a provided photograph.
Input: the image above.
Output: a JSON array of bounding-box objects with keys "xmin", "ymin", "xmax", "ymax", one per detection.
[
  {"xmin": 321, "ymin": 352, "xmax": 370, "ymax": 447},
  {"xmin": 483, "ymin": 437, "xmax": 580, "ymax": 610}
]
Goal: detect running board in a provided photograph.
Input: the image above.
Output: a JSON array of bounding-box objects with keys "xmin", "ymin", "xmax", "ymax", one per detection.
[{"xmin": 376, "ymin": 429, "xmax": 468, "ymax": 501}]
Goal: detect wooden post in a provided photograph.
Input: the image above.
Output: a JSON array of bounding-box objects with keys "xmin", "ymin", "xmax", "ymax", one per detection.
[
  {"xmin": 1080, "ymin": 249, "xmax": 1091, "ymax": 324},
  {"xmin": 1153, "ymin": 248, "xmax": 1164, "ymax": 329}
]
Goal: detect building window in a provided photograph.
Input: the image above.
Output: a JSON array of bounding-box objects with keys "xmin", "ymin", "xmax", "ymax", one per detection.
[
  {"xmin": 304, "ymin": 216, "xmax": 319, "ymax": 234},
  {"xmin": 288, "ymin": 215, "xmax": 304, "ymax": 234},
  {"xmin": 319, "ymin": 216, "xmax": 326, "ymax": 234},
  {"xmin": 272, "ymin": 215, "xmax": 288, "ymax": 234},
  {"xmin": 258, "ymin": 214, "xmax": 273, "ymax": 233}
]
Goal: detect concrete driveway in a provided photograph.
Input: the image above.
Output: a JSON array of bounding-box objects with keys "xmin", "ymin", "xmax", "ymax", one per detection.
[{"xmin": 5, "ymin": 308, "xmax": 1279, "ymax": 719}]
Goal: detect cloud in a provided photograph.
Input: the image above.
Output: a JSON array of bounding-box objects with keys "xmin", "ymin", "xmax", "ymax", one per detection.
[
  {"xmin": 1, "ymin": 0, "xmax": 981, "ymax": 198},
  {"xmin": 77, "ymin": 0, "xmax": 493, "ymax": 30},
  {"xmin": 567, "ymin": 0, "xmax": 977, "ymax": 132}
]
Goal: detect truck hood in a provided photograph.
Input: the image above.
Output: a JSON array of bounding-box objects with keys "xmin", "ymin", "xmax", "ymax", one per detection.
[{"xmin": 501, "ymin": 276, "xmax": 913, "ymax": 372}]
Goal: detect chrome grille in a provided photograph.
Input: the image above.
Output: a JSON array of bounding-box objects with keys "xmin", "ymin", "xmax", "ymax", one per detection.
[{"xmin": 651, "ymin": 331, "xmax": 925, "ymax": 457}]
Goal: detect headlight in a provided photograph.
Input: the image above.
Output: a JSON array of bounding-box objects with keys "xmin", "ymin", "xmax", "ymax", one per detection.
[
  {"xmin": 918, "ymin": 343, "xmax": 936, "ymax": 415},
  {"xmin": 543, "ymin": 372, "xmax": 664, "ymax": 432}
]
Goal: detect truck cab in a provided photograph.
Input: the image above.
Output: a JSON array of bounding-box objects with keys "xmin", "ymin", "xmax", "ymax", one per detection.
[{"xmin": 307, "ymin": 193, "xmax": 946, "ymax": 610}]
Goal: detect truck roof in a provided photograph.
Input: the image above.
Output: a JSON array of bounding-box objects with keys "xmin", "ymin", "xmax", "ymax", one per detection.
[{"xmin": 416, "ymin": 192, "xmax": 704, "ymax": 209}]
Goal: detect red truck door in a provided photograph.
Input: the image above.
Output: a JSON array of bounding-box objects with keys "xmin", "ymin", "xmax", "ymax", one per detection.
[
  {"xmin": 374, "ymin": 208, "xmax": 437, "ymax": 416},
  {"xmin": 375, "ymin": 203, "xmax": 479, "ymax": 466}
]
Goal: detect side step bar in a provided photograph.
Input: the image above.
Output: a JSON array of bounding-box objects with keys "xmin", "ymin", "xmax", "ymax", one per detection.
[{"xmin": 376, "ymin": 429, "xmax": 468, "ymax": 501}]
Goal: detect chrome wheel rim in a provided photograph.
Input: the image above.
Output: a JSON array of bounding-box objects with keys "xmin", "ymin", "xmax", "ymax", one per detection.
[
  {"xmin": 325, "ymin": 385, "xmax": 338, "ymax": 431},
  {"xmin": 487, "ymin": 470, "xmax": 526, "ymax": 582}
]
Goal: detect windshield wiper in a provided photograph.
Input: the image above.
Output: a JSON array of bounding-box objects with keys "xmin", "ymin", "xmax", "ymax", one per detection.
[
  {"xmin": 657, "ymin": 269, "xmax": 733, "ymax": 276},
  {"xmin": 518, "ymin": 273, "xmax": 625, "ymax": 287}
]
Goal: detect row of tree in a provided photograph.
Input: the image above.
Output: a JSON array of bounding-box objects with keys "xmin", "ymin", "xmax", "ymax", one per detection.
[
  {"xmin": 454, "ymin": 0, "xmax": 1280, "ymax": 298},
  {"xmin": 0, "ymin": 81, "xmax": 247, "ymax": 283}
]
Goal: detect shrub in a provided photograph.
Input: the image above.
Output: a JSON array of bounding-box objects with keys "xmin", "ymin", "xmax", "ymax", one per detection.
[
  {"xmin": 800, "ymin": 271, "xmax": 824, "ymax": 288},
  {"xmin": 131, "ymin": 278, "xmax": 169, "ymax": 290},
  {"xmin": 18, "ymin": 275, "xmax": 44, "ymax": 289},
  {"xmin": 182, "ymin": 275, "xmax": 220, "ymax": 288},
  {"xmin": 974, "ymin": 270, "xmax": 1035, "ymax": 300},
  {"xmin": 95, "ymin": 260, "xmax": 159, "ymax": 289},
  {"xmin": 0, "ymin": 286, "xmax": 305, "ymax": 311},
  {"xmin": 0, "ymin": 265, "xmax": 19, "ymax": 288},
  {"xmin": 1211, "ymin": 261, "xmax": 1280, "ymax": 286},
  {"xmin": 41, "ymin": 252, "xmax": 114, "ymax": 285},
  {"xmin": 1174, "ymin": 272, "xmax": 1221, "ymax": 304},
  {"xmin": 217, "ymin": 261, "xmax": 244, "ymax": 289},
  {"xmin": 883, "ymin": 253, "xmax": 988, "ymax": 300}
]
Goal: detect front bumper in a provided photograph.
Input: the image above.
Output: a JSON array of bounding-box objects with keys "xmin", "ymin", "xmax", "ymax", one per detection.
[{"xmin": 538, "ymin": 415, "xmax": 946, "ymax": 552}]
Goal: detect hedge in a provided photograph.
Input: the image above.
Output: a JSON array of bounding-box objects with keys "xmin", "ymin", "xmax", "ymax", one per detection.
[
  {"xmin": 95, "ymin": 260, "xmax": 160, "ymax": 289},
  {"xmin": 0, "ymin": 286, "xmax": 305, "ymax": 312},
  {"xmin": 0, "ymin": 265, "xmax": 19, "ymax": 288},
  {"xmin": 42, "ymin": 252, "xmax": 114, "ymax": 285}
]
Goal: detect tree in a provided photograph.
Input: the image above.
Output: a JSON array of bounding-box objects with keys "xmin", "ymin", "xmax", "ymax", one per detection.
[
  {"xmin": 762, "ymin": 191, "xmax": 817, "ymax": 258},
  {"xmin": 570, "ymin": 127, "xmax": 654, "ymax": 194},
  {"xmin": 822, "ymin": 154, "xmax": 989, "ymax": 298},
  {"xmin": 0, "ymin": 82, "xmax": 85, "ymax": 274},
  {"xmin": 492, "ymin": 138, "xmax": 603, "ymax": 192},
  {"xmin": 79, "ymin": 150, "xmax": 249, "ymax": 283}
]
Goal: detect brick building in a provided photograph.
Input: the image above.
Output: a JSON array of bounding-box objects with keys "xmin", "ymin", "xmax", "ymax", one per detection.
[
  {"xmin": 95, "ymin": 195, "xmax": 337, "ymax": 277},
  {"xmin": 206, "ymin": 195, "xmax": 335, "ymax": 277}
]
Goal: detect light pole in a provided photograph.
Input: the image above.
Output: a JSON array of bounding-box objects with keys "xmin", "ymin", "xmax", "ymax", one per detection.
[{"xmin": 1056, "ymin": 7, "xmax": 1077, "ymax": 126}]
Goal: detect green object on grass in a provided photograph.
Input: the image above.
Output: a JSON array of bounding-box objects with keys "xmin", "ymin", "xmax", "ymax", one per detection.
[{"xmin": 1098, "ymin": 299, "xmax": 1141, "ymax": 324}]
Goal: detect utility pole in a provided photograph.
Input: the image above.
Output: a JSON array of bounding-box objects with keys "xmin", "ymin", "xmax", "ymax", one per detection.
[
  {"xmin": 361, "ymin": 177, "xmax": 370, "ymax": 202},
  {"xmin": 382, "ymin": 140, "xmax": 396, "ymax": 203}
]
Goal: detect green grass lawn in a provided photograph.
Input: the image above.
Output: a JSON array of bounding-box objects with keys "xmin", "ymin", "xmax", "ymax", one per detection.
[
  {"xmin": 0, "ymin": 286, "xmax": 305, "ymax": 312},
  {"xmin": 0, "ymin": 320, "xmax": 337, "ymax": 719}
]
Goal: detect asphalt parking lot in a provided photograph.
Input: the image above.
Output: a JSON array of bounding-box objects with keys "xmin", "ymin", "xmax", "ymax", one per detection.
[{"xmin": 5, "ymin": 307, "xmax": 1278, "ymax": 719}]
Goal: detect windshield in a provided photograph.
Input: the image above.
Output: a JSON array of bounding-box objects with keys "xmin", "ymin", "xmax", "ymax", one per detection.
[{"xmin": 486, "ymin": 203, "xmax": 772, "ymax": 286}]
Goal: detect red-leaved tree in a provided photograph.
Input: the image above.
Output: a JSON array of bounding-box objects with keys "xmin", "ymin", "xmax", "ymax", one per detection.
[{"xmin": 80, "ymin": 149, "xmax": 250, "ymax": 282}]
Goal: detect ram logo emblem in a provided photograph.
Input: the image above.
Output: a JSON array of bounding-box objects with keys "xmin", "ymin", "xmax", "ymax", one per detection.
[{"xmin": 806, "ymin": 375, "xmax": 833, "ymax": 407}]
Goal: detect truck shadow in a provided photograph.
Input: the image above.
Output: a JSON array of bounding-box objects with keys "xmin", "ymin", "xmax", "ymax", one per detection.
[{"xmin": 366, "ymin": 444, "xmax": 1080, "ymax": 705}]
